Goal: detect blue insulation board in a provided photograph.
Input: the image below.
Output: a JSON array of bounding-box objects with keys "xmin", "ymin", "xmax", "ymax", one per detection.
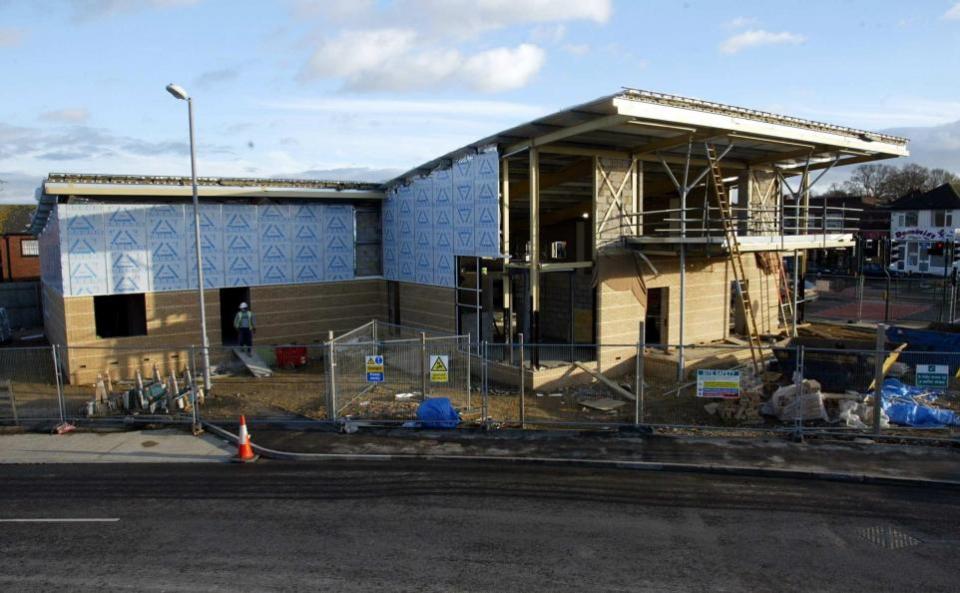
[
  {"xmin": 383, "ymin": 148, "xmax": 500, "ymax": 288},
  {"xmin": 55, "ymin": 202, "xmax": 356, "ymax": 297}
]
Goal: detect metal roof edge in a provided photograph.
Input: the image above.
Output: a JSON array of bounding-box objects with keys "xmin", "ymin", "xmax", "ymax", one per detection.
[{"xmin": 617, "ymin": 88, "xmax": 909, "ymax": 146}]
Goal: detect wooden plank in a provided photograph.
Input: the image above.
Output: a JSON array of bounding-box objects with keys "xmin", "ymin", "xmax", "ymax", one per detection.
[
  {"xmin": 233, "ymin": 348, "xmax": 273, "ymax": 378},
  {"xmin": 573, "ymin": 361, "xmax": 636, "ymax": 401}
]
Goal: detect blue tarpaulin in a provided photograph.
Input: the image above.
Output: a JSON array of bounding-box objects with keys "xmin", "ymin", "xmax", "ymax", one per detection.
[
  {"xmin": 416, "ymin": 397, "xmax": 461, "ymax": 429},
  {"xmin": 871, "ymin": 378, "xmax": 960, "ymax": 428}
]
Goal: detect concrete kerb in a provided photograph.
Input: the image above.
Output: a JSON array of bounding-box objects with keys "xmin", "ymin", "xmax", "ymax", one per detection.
[{"xmin": 200, "ymin": 421, "xmax": 960, "ymax": 489}]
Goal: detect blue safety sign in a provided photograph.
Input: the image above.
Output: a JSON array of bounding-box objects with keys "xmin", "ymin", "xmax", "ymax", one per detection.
[{"xmin": 366, "ymin": 355, "xmax": 385, "ymax": 383}]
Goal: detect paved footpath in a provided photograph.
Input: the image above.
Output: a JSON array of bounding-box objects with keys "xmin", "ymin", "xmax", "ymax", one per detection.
[{"xmin": 0, "ymin": 428, "xmax": 233, "ymax": 463}]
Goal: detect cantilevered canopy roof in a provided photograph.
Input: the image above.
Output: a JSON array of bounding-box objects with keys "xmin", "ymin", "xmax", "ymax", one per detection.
[
  {"xmin": 387, "ymin": 88, "xmax": 909, "ymax": 187},
  {"xmin": 30, "ymin": 173, "xmax": 384, "ymax": 234}
]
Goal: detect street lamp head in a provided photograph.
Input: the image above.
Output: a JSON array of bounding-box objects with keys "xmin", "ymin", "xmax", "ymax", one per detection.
[{"xmin": 165, "ymin": 83, "xmax": 190, "ymax": 101}]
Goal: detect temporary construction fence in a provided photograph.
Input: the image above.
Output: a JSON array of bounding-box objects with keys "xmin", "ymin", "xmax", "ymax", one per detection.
[
  {"xmin": 329, "ymin": 335, "xmax": 472, "ymax": 421},
  {"xmin": 804, "ymin": 273, "xmax": 960, "ymax": 325},
  {"xmin": 1, "ymin": 325, "xmax": 958, "ymax": 439}
]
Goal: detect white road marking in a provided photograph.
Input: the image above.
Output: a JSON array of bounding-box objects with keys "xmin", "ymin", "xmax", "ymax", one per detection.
[{"xmin": 0, "ymin": 518, "xmax": 120, "ymax": 523}]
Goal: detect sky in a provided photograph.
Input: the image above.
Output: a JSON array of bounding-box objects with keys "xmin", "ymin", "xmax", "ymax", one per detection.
[{"xmin": 2, "ymin": 0, "xmax": 960, "ymax": 203}]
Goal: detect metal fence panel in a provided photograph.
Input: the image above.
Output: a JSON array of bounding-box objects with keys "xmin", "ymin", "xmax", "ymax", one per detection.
[
  {"xmin": 0, "ymin": 346, "xmax": 61, "ymax": 423},
  {"xmin": 332, "ymin": 335, "xmax": 472, "ymax": 422},
  {"xmin": 199, "ymin": 344, "xmax": 329, "ymax": 422},
  {"xmin": 55, "ymin": 345, "xmax": 196, "ymax": 422},
  {"xmin": 4, "ymin": 317, "xmax": 957, "ymax": 437},
  {"xmin": 805, "ymin": 273, "xmax": 960, "ymax": 325}
]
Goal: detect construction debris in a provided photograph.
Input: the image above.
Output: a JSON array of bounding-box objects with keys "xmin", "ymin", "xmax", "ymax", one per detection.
[
  {"xmin": 704, "ymin": 370, "xmax": 765, "ymax": 421},
  {"xmin": 83, "ymin": 366, "xmax": 195, "ymax": 417},
  {"xmin": 761, "ymin": 379, "xmax": 828, "ymax": 422},
  {"xmin": 573, "ymin": 361, "xmax": 636, "ymax": 401},
  {"xmin": 837, "ymin": 400, "xmax": 890, "ymax": 429},
  {"xmin": 578, "ymin": 398, "xmax": 627, "ymax": 412}
]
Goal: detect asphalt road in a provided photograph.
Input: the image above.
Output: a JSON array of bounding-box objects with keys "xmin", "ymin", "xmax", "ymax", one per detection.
[{"xmin": 1, "ymin": 461, "xmax": 958, "ymax": 592}]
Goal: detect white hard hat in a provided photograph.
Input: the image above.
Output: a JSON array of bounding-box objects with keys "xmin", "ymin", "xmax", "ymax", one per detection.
[{"xmin": 239, "ymin": 302, "xmax": 248, "ymax": 309}]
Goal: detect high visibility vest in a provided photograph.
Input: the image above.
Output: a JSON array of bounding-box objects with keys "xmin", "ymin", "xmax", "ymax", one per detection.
[{"xmin": 234, "ymin": 310, "xmax": 254, "ymax": 329}]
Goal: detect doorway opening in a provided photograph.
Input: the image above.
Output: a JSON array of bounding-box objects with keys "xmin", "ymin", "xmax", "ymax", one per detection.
[
  {"xmin": 646, "ymin": 287, "xmax": 665, "ymax": 345},
  {"xmin": 220, "ymin": 287, "xmax": 250, "ymax": 345}
]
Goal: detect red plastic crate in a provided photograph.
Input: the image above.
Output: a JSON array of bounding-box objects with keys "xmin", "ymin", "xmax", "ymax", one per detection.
[{"xmin": 275, "ymin": 346, "xmax": 308, "ymax": 369}]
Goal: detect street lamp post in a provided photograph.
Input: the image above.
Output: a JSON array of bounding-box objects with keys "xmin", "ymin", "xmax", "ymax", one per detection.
[{"xmin": 166, "ymin": 83, "xmax": 212, "ymax": 391}]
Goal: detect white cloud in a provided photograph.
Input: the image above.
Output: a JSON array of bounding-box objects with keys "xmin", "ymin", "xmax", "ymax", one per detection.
[
  {"xmin": 391, "ymin": 0, "xmax": 610, "ymax": 37},
  {"xmin": 262, "ymin": 97, "xmax": 546, "ymax": 119},
  {"xmin": 720, "ymin": 29, "xmax": 806, "ymax": 54},
  {"xmin": 563, "ymin": 43, "xmax": 590, "ymax": 56},
  {"xmin": 725, "ymin": 16, "xmax": 759, "ymax": 29},
  {"xmin": 296, "ymin": 0, "xmax": 609, "ymax": 92},
  {"xmin": 295, "ymin": 0, "xmax": 610, "ymax": 37},
  {"xmin": 293, "ymin": 0, "xmax": 376, "ymax": 21},
  {"xmin": 945, "ymin": 3, "xmax": 960, "ymax": 20},
  {"xmin": 462, "ymin": 44, "xmax": 545, "ymax": 92},
  {"xmin": 0, "ymin": 171, "xmax": 41, "ymax": 204},
  {"xmin": 303, "ymin": 29, "xmax": 418, "ymax": 83},
  {"xmin": 530, "ymin": 23, "xmax": 566, "ymax": 44},
  {"xmin": 0, "ymin": 28, "xmax": 26, "ymax": 47},
  {"xmin": 301, "ymin": 28, "xmax": 545, "ymax": 92},
  {"xmin": 70, "ymin": 0, "xmax": 201, "ymax": 21},
  {"xmin": 38, "ymin": 108, "xmax": 90, "ymax": 124},
  {"xmin": 791, "ymin": 97, "xmax": 960, "ymax": 129}
]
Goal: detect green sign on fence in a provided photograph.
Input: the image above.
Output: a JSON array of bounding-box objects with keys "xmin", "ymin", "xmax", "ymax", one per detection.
[{"xmin": 915, "ymin": 364, "xmax": 949, "ymax": 389}]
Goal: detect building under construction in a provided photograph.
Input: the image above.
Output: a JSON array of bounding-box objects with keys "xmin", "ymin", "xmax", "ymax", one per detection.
[{"xmin": 30, "ymin": 89, "xmax": 908, "ymax": 384}]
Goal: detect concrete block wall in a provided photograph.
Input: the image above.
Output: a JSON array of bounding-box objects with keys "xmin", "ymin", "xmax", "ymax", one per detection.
[
  {"xmin": 55, "ymin": 278, "xmax": 387, "ymax": 384},
  {"xmin": 396, "ymin": 282, "xmax": 456, "ymax": 334},
  {"xmin": 643, "ymin": 252, "xmax": 781, "ymax": 347}
]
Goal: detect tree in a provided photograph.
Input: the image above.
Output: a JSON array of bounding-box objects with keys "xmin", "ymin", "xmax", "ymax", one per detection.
[
  {"xmin": 843, "ymin": 163, "xmax": 960, "ymax": 203},
  {"xmin": 843, "ymin": 164, "xmax": 896, "ymax": 200},
  {"xmin": 927, "ymin": 168, "xmax": 959, "ymax": 190}
]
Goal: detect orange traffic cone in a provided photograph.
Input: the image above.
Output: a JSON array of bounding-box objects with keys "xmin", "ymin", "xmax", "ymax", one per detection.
[{"xmin": 235, "ymin": 415, "xmax": 257, "ymax": 462}]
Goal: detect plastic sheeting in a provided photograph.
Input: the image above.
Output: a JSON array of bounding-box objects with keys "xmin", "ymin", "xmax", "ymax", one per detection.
[
  {"xmin": 873, "ymin": 378, "xmax": 960, "ymax": 428},
  {"xmin": 416, "ymin": 397, "xmax": 461, "ymax": 429}
]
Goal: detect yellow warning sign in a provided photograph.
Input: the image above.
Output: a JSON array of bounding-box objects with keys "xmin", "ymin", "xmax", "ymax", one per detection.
[{"xmin": 429, "ymin": 355, "xmax": 449, "ymax": 383}]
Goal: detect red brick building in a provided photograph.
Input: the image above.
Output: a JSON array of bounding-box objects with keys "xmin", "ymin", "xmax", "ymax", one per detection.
[{"xmin": 0, "ymin": 205, "xmax": 40, "ymax": 282}]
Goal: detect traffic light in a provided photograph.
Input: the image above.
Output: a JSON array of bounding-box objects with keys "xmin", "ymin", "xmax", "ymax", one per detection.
[
  {"xmin": 927, "ymin": 241, "xmax": 946, "ymax": 256},
  {"xmin": 888, "ymin": 239, "xmax": 902, "ymax": 269}
]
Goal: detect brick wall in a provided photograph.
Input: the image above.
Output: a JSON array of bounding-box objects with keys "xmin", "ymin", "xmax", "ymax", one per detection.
[{"xmin": 1, "ymin": 234, "xmax": 40, "ymax": 281}]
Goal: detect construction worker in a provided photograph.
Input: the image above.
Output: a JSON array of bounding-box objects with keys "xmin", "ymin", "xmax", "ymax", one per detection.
[{"xmin": 234, "ymin": 302, "xmax": 256, "ymax": 353}]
